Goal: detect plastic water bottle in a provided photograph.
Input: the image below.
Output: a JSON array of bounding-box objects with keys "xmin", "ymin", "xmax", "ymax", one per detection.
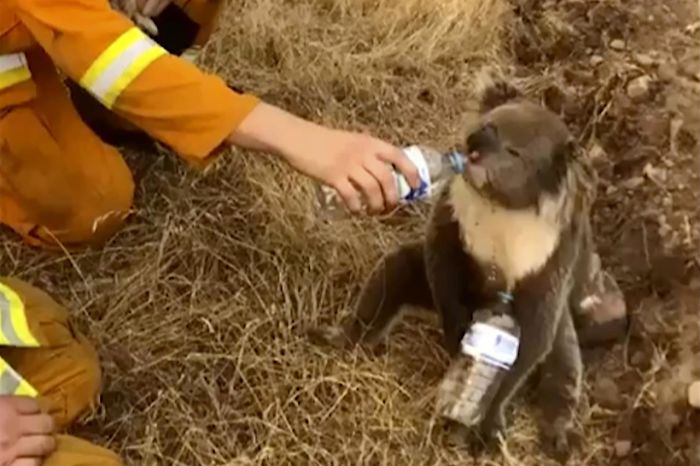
[
  {"xmin": 315, "ymin": 145, "xmax": 466, "ymax": 218},
  {"xmin": 436, "ymin": 298, "xmax": 521, "ymax": 428}
]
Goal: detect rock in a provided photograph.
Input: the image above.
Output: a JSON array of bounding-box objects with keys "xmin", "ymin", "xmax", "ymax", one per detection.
[
  {"xmin": 627, "ymin": 75, "xmax": 652, "ymax": 102},
  {"xmin": 643, "ymin": 163, "xmax": 668, "ymax": 184},
  {"xmin": 679, "ymin": 59, "xmax": 700, "ymax": 81},
  {"xmin": 620, "ymin": 177, "xmax": 645, "ymax": 190},
  {"xmin": 594, "ymin": 377, "xmax": 624, "ymax": 409},
  {"xmin": 610, "ymin": 39, "xmax": 626, "ymax": 50},
  {"xmin": 630, "ymin": 351, "xmax": 647, "ymax": 366},
  {"xmin": 657, "ymin": 62, "xmax": 677, "ymax": 81},
  {"xmin": 615, "ymin": 440, "xmax": 632, "ymax": 457},
  {"xmin": 688, "ymin": 381, "xmax": 700, "ymax": 408},
  {"xmin": 606, "ymin": 185, "xmax": 618, "ymax": 196},
  {"xmin": 588, "ymin": 143, "xmax": 607, "ymax": 162},
  {"xmin": 634, "ymin": 53, "xmax": 655, "ymax": 67},
  {"xmin": 590, "ymin": 55, "xmax": 604, "ymax": 66}
]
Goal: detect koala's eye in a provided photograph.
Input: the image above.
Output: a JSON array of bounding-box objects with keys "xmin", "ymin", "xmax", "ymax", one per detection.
[{"xmin": 506, "ymin": 147, "xmax": 521, "ymax": 158}]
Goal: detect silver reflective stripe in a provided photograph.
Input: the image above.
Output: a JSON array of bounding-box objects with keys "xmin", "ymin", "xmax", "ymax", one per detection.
[
  {"xmin": 87, "ymin": 37, "xmax": 156, "ymax": 102},
  {"xmin": 0, "ymin": 367, "xmax": 20, "ymax": 395},
  {"xmin": 0, "ymin": 292, "xmax": 22, "ymax": 346},
  {"xmin": 0, "ymin": 53, "xmax": 27, "ymax": 73}
]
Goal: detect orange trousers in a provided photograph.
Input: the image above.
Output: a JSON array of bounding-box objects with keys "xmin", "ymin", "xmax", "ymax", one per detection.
[
  {"xmin": 0, "ymin": 0, "xmax": 223, "ymax": 250},
  {"xmin": 0, "ymin": 277, "xmax": 121, "ymax": 465}
]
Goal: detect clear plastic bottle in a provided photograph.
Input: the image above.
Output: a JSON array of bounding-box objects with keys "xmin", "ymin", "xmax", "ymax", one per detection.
[
  {"xmin": 315, "ymin": 145, "xmax": 466, "ymax": 219},
  {"xmin": 436, "ymin": 299, "xmax": 521, "ymax": 428}
]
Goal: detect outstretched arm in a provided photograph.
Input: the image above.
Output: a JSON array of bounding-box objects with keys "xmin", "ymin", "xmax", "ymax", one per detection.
[{"xmin": 11, "ymin": 0, "xmax": 419, "ymax": 214}]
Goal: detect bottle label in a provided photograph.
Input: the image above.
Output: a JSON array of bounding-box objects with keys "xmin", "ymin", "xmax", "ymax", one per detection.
[
  {"xmin": 460, "ymin": 322, "xmax": 520, "ymax": 370},
  {"xmin": 396, "ymin": 145, "xmax": 431, "ymax": 201}
]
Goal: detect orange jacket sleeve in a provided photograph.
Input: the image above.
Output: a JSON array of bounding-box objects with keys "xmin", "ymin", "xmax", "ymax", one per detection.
[{"xmin": 10, "ymin": 0, "xmax": 260, "ymax": 165}]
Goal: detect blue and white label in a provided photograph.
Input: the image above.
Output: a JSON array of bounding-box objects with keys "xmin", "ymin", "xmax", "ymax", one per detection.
[
  {"xmin": 396, "ymin": 145, "xmax": 431, "ymax": 202},
  {"xmin": 460, "ymin": 322, "xmax": 520, "ymax": 370}
]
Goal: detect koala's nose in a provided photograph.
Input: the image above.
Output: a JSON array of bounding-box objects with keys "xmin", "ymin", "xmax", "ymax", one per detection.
[{"xmin": 466, "ymin": 123, "xmax": 499, "ymax": 155}]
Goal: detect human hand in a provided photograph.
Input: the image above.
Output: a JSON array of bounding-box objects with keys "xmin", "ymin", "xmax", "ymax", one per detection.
[
  {"xmin": 229, "ymin": 103, "xmax": 421, "ymax": 214},
  {"xmin": 135, "ymin": 0, "xmax": 173, "ymax": 16},
  {"xmin": 0, "ymin": 396, "xmax": 55, "ymax": 466}
]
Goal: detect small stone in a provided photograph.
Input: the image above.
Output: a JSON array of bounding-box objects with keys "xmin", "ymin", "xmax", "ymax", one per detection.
[
  {"xmin": 610, "ymin": 39, "xmax": 626, "ymax": 50},
  {"xmin": 594, "ymin": 377, "xmax": 624, "ymax": 409},
  {"xmin": 630, "ymin": 351, "xmax": 646, "ymax": 366},
  {"xmin": 634, "ymin": 53, "xmax": 655, "ymax": 67},
  {"xmin": 643, "ymin": 163, "xmax": 667, "ymax": 183},
  {"xmin": 679, "ymin": 60, "xmax": 700, "ymax": 80},
  {"xmin": 620, "ymin": 177, "xmax": 645, "ymax": 190},
  {"xmin": 627, "ymin": 75, "xmax": 652, "ymax": 102},
  {"xmin": 688, "ymin": 381, "xmax": 700, "ymax": 408},
  {"xmin": 606, "ymin": 185, "xmax": 618, "ymax": 195},
  {"xmin": 615, "ymin": 440, "xmax": 632, "ymax": 457},
  {"xmin": 657, "ymin": 62, "xmax": 677, "ymax": 81},
  {"xmin": 588, "ymin": 143, "xmax": 607, "ymax": 161},
  {"xmin": 590, "ymin": 55, "xmax": 604, "ymax": 66}
]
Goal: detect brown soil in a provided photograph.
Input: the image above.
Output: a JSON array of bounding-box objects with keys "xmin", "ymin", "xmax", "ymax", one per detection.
[{"xmin": 1, "ymin": 0, "xmax": 699, "ymax": 465}]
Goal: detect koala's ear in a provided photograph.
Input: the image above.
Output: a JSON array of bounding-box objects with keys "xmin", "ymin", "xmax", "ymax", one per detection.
[
  {"xmin": 473, "ymin": 69, "xmax": 522, "ymax": 113},
  {"xmin": 550, "ymin": 138, "xmax": 575, "ymax": 178},
  {"xmin": 479, "ymin": 81, "xmax": 522, "ymax": 113}
]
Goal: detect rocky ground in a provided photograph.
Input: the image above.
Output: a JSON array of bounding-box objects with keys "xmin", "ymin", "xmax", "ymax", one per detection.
[{"xmin": 508, "ymin": 0, "xmax": 700, "ymax": 464}]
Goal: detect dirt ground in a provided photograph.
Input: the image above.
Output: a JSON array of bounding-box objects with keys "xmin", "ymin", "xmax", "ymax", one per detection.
[{"xmin": 1, "ymin": 0, "xmax": 699, "ymax": 465}]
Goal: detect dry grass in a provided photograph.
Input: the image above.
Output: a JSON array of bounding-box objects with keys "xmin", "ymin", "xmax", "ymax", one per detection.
[{"xmin": 1, "ymin": 0, "xmax": 698, "ymax": 465}]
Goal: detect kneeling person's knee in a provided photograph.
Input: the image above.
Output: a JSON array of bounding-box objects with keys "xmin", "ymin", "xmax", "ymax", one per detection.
[{"xmin": 37, "ymin": 151, "xmax": 135, "ymax": 248}]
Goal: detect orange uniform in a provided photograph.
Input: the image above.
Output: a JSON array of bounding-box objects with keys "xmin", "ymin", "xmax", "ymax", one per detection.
[
  {"xmin": 0, "ymin": 0, "xmax": 259, "ymax": 249},
  {"xmin": 0, "ymin": 276, "xmax": 121, "ymax": 465}
]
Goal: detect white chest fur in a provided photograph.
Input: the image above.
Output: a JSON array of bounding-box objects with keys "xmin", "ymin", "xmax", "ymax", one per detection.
[{"xmin": 447, "ymin": 177, "xmax": 562, "ymax": 290}]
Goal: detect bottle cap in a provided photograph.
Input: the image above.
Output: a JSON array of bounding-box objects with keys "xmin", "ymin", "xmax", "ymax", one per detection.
[{"xmin": 447, "ymin": 150, "xmax": 467, "ymax": 174}]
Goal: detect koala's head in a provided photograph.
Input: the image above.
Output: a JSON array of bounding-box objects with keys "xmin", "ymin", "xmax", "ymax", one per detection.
[{"xmin": 460, "ymin": 93, "xmax": 576, "ymax": 210}]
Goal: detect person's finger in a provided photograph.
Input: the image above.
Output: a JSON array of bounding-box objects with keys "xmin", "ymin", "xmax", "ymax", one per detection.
[
  {"xmin": 349, "ymin": 167, "xmax": 384, "ymax": 214},
  {"xmin": 141, "ymin": 0, "xmax": 168, "ymax": 16},
  {"xmin": 10, "ymin": 457, "xmax": 42, "ymax": 466},
  {"xmin": 152, "ymin": 0, "xmax": 171, "ymax": 16},
  {"xmin": 362, "ymin": 156, "xmax": 398, "ymax": 209},
  {"xmin": 12, "ymin": 435, "xmax": 56, "ymax": 459},
  {"xmin": 8, "ymin": 397, "xmax": 40, "ymax": 416},
  {"xmin": 332, "ymin": 178, "xmax": 362, "ymax": 214},
  {"xmin": 376, "ymin": 145, "xmax": 420, "ymax": 189},
  {"xmin": 18, "ymin": 414, "xmax": 54, "ymax": 436}
]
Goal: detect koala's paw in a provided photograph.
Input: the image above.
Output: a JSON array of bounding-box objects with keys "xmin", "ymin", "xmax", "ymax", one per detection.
[{"xmin": 540, "ymin": 421, "xmax": 583, "ymax": 464}]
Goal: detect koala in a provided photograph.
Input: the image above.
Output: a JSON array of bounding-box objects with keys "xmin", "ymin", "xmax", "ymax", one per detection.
[{"xmin": 307, "ymin": 79, "xmax": 628, "ymax": 462}]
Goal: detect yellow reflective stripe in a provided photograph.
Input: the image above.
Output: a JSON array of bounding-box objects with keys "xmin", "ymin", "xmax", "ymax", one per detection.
[
  {"xmin": 79, "ymin": 27, "xmax": 167, "ymax": 109},
  {"xmin": 0, "ymin": 357, "xmax": 37, "ymax": 397},
  {"xmin": 0, "ymin": 282, "xmax": 40, "ymax": 347},
  {"xmin": 0, "ymin": 53, "xmax": 32, "ymax": 90}
]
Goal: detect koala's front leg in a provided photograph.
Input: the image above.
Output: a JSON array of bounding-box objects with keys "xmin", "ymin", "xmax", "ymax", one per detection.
[
  {"xmin": 536, "ymin": 306, "xmax": 583, "ymax": 462},
  {"xmin": 424, "ymin": 205, "xmax": 477, "ymax": 356},
  {"xmin": 307, "ymin": 241, "xmax": 431, "ymax": 349},
  {"xmin": 480, "ymin": 291, "xmax": 563, "ymax": 440}
]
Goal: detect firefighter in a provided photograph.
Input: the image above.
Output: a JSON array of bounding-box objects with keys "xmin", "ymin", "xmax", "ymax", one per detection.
[
  {"xmin": 0, "ymin": 0, "xmax": 420, "ymax": 250},
  {"xmin": 0, "ymin": 277, "xmax": 121, "ymax": 465}
]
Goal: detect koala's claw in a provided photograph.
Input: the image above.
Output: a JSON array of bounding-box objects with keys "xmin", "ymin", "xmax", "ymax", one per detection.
[{"xmin": 541, "ymin": 424, "xmax": 583, "ymax": 464}]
